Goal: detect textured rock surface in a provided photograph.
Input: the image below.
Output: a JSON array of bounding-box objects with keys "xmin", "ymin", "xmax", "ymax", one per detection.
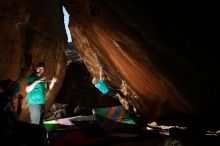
[
  {"xmin": 63, "ymin": 0, "xmax": 219, "ymax": 122},
  {"xmin": 0, "ymin": 0, "xmax": 67, "ymax": 121},
  {"xmin": 0, "ymin": 0, "xmax": 219, "ymax": 124}
]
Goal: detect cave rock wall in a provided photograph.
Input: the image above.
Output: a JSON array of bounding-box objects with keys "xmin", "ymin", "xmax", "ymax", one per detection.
[
  {"xmin": 64, "ymin": 0, "xmax": 219, "ymax": 121},
  {"xmin": 0, "ymin": 0, "xmax": 67, "ymax": 121}
]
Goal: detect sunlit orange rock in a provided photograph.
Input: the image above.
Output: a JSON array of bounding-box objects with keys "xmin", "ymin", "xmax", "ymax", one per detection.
[
  {"xmin": 64, "ymin": 0, "xmax": 219, "ymax": 121},
  {"xmin": 0, "ymin": 0, "xmax": 67, "ymax": 121},
  {"xmin": 1, "ymin": 0, "xmax": 219, "ymax": 123}
]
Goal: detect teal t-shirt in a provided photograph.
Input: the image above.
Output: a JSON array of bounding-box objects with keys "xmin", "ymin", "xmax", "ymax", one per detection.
[
  {"xmin": 27, "ymin": 74, "xmax": 46, "ymax": 104},
  {"xmin": 95, "ymin": 80, "xmax": 109, "ymax": 94}
]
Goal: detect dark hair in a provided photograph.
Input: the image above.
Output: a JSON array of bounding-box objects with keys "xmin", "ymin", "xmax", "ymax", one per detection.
[
  {"xmin": 36, "ymin": 62, "xmax": 46, "ymax": 68},
  {"xmin": 0, "ymin": 79, "xmax": 20, "ymax": 96}
]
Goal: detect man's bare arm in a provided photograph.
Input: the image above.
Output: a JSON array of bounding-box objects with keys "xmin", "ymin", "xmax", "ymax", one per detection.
[
  {"xmin": 99, "ymin": 67, "xmax": 104, "ymax": 80},
  {"xmin": 26, "ymin": 77, "xmax": 46, "ymax": 93}
]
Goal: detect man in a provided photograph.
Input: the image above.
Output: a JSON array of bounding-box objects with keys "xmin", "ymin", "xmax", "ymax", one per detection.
[
  {"xmin": 92, "ymin": 67, "xmax": 115, "ymax": 95},
  {"xmin": 26, "ymin": 62, "xmax": 57, "ymax": 125},
  {"xmin": 0, "ymin": 79, "xmax": 22, "ymax": 122},
  {"xmin": 92, "ymin": 67, "xmax": 131, "ymax": 107},
  {"xmin": 0, "ymin": 79, "xmax": 23, "ymax": 143}
]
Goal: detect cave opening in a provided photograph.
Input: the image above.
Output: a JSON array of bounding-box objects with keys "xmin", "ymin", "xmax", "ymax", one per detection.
[
  {"xmin": 62, "ymin": 6, "xmax": 81, "ymax": 64},
  {"xmin": 63, "ymin": 6, "xmax": 72, "ymax": 43}
]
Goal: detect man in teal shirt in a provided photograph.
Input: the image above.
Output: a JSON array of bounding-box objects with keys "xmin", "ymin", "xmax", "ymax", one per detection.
[
  {"xmin": 26, "ymin": 62, "xmax": 57, "ymax": 125},
  {"xmin": 92, "ymin": 67, "xmax": 119, "ymax": 96},
  {"xmin": 94, "ymin": 79, "xmax": 109, "ymax": 95}
]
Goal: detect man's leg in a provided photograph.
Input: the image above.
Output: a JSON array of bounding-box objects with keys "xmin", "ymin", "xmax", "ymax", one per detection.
[
  {"xmin": 109, "ymin": 87, "xmax": 129, "ymax": 99},
  {"xmin": 29, "ymin": 104, "xmax": 45, "ymax": 125},
  {"xmin": 108, "ymin": 87, "xmax": 120, "ymax": 94},
  {"xmin": 39, "ymin": 104, "xmax": 45, "ymax": 125}
]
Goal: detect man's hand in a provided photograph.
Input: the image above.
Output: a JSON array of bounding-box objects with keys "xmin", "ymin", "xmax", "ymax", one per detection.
[
  {"xmin": 38, "ymin": 77, "xmax": 46, "ymax": 83},
  {"xmin": 51, "ymin": 77, "xmax": 58, "ymax": 83},
  {"xmin": 49, "ymin": 77, "xmax": 58, "ymax": 90}
]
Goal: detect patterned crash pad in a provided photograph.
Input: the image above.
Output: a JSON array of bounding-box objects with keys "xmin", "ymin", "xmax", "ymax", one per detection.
[
  {"xmin": 93, "ymin": 105, "xmax": 140, "ymax": 133},
  {"xmin": 43, "ymin": 115, "xmax": 104, "ymax": 145}
]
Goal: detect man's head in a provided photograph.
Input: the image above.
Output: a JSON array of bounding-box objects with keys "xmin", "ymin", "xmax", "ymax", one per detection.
[
  {"xmin": 92, "ymin": 77, "xmax": 99, "ymax": 85},
  {"xmin": 35, "ymin": 62, "xmax": 45, "ymax": 75},
  {"xmin": 0, "ymin": 79, "xmax": 20, "ymax": 96}
]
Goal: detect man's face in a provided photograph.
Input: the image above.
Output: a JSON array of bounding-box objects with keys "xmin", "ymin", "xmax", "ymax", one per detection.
[{"xmin": 36, "ymin": 67, "xmax": 45, "ymax": 74}]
